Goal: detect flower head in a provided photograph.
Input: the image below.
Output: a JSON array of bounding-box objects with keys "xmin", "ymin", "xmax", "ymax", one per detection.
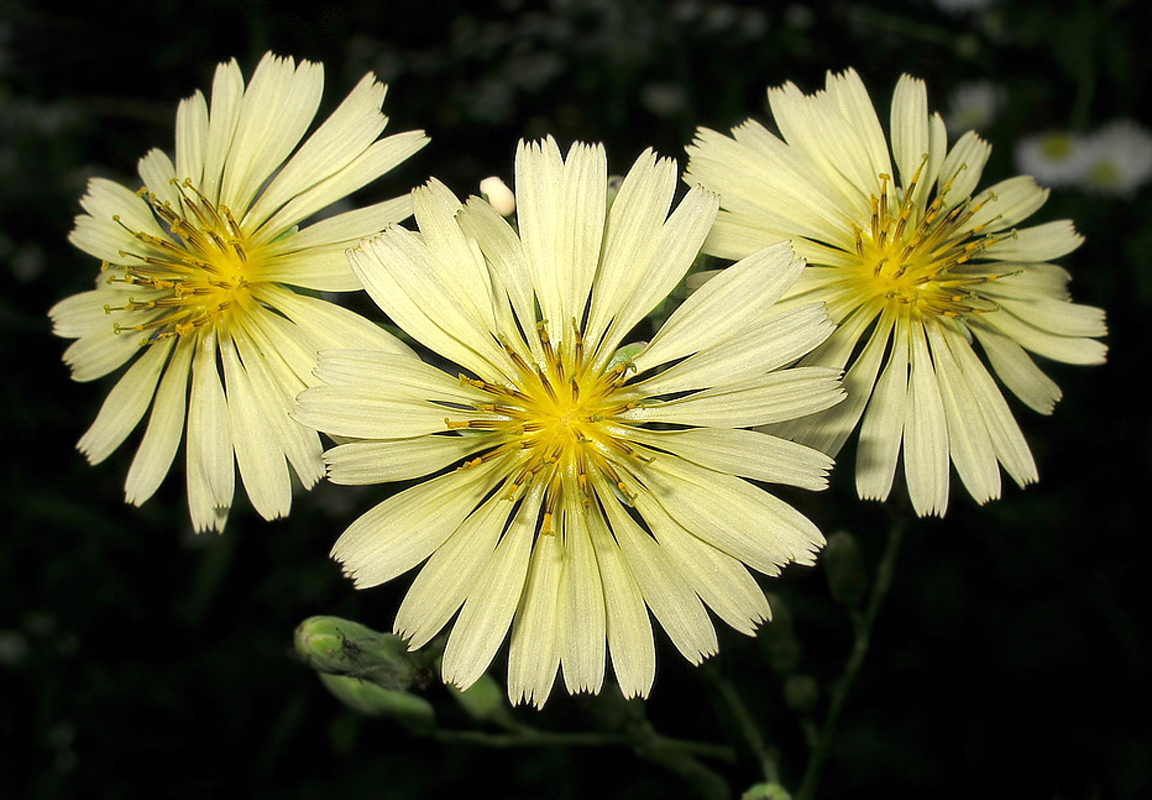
[
  {"xmin": 944, "ymin": 81, "xmax": 1005, "ymax": 135},
  {"xmin": 1078, "ymin": 120, "xmax": 1152, "ymax": 196},
  {"xmin": 686, "ymin": 68, "xmax": 1107, "ymax": 516},
  {"xmin": 1014, "ymin": 130, "xmax": 1092, "ymax": 188},
  {"xmin": 295, "ymin": 138, "xmax": 842, "ymax": 705},
  {"xmin": 50, "ymin": 52, "xmax": 428, "ymax": 531}
]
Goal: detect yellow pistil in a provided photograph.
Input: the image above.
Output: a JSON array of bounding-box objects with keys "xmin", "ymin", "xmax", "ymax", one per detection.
[
  {"xmin": 449, "ymin": 323, "xmax": 647, "ymax": 533},
  {"xmin": 848, "ymin": 161, "xmax": 1012, "ymax": 319},
  {"xmin": 103, "ymin": 180, "xmax": 264, "ymax": 344}
]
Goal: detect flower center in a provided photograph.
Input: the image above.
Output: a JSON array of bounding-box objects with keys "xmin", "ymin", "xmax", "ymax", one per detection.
[
  {"xmin": 103, "ymin": 180, "xmax": 263, "ymax": 344},
  {"xmin": 1087, "ymin": 160, "xmax": 1120, "ymax": 189},
  {"xmin": 447, "ymin": 324, "xmax": 645, "ymax": 533},
  {"xmin": 849, "ymin": 167, "xmax": 1009, "ymax": 319},
  {"xmin": 1040, "ymin": 133, "xmax": 1075, "ymax": 160}
]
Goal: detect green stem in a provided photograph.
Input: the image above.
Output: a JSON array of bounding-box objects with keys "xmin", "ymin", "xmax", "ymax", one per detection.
[
  {"xmin": 432, "ymin": 703, "xmax": 735, "ymax": 800},
  {"xmin": 706, "ymin": 666, "xmax": 780, "ymax": 783},
  {"xmin": 796, "ymin": 516, "xmax": 907, "ymax": 800},
  {"xmin": 432, "ymin": 728, "xmax": 631, "ymax": 748},
  {"xmin": 1068, "ymin": 0, "xmax": 1098, "ymax": 132},
  {"xmin": 432, "ymin": 726, "xmax": 732, "ymax": 761},
  {"xmin": 626, "ymin": 715, "xmax": 735, "ymax": 800},
  {"xmin": 843, "ymin": 4, "xmax": 971, "ymax": 50}
]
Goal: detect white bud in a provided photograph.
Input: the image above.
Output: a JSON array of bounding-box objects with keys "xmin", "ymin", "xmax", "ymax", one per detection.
[{"xmin": 479, "ymin": 176, "xmax": 516, "ymax": 216}]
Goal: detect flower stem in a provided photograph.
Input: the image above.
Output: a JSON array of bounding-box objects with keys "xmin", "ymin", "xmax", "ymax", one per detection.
[
  {"xmin": 432, "ymin": 696, "xmax": 735, "ymax": 799},
  {"xmin": 704, "ymin": 665, "xmax": 780, "ymax": 783},
  {"xmin": 433, "ymin": 725, "xmax": 732, "ymax": 762},
  {"xmin": 796, "ymin": 515, "xmax": 907, "ymax": 800}
]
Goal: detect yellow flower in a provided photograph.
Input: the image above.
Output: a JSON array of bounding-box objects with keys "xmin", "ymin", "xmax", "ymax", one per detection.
[
  {"xmin": 50, "ymin": 52, "xmax": 428, "ymax": 531},
  {"xmin": 295, "ymin": 138, "xmax": 843, "ymax": 705},
  {"xmin": 686, "ymin": 69, "xmax": 1107, "ymax": 515}
]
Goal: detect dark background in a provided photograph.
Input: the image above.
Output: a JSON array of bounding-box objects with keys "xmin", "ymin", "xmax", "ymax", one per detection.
[{"xmin": 2, "ymin": 0, "xmax": 1149, "ymax": 798}]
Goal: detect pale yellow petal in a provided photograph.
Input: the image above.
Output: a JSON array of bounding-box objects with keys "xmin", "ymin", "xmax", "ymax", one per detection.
[
  {"xmin": 441, "ymin": 489, "xmax": 540, "ymax": 692},
  {"xmin": 78, "ymin": 337, "xmax": 173, "ymax": 464},
  {"xmin": 185, "ymin": 330, "xmax": 234, "ymax": 532},
  {"xmin": 125, "ymin": 337, "xmax": 195, "ymax": 505},
  {"xmin": 395, "ymin": 494, "xmax": 512, "ymax": 649},
  {"xmin": 331, "ymin": 460, "xmax": 503, "ymax": 589}
]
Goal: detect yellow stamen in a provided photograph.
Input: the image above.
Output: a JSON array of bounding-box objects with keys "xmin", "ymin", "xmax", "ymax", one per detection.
[
  {"xmin": 445, "ymin": 326, "xmax": 650, "ymax": 535},
  {"xmin": 101, "ymin": 183, "xmax": 266, "ymax": 344},
  {"xmin": 846, "ymin": 166, "xmax": 1012, "ymax": 319}
]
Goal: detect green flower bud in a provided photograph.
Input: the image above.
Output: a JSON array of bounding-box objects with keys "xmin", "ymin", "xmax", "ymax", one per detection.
[
  {"xmin": 318, "ymin": 674, "xmax": 435, "ymax": 732},
  {"xmin": 741, "ymin": 783, "xmax": 793, "ymax": 800},
  {"xmin": 782, "ymin": 674, "xmax": 820, "ymax": 715},
  {"xmin": 823, "ymin": 530, "xmax": 868, "ymax": 608},
  {"xmin": 294, "ymin": 616, "xmax": 415, "ymax": 691},
  {"xmin": 450, "ymin": 673, "xmax": 512, "ymax": 724},
  {"xmin": 759, "ymin": 594, "xmax": 801, "ymax": 674}
]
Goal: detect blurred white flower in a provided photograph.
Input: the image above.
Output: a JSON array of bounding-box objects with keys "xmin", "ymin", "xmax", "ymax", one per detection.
[
  {"xmin": 933, "ymin": 0, "xmax": 998, "ymax": 12},
  {"xmin": 1078, "ymin": 120, "xmax": 1152, "ymax": 196},
  {"xmin": 1015, "ymin": 131, "xmax": 1092, "ymax": 188},
  {"xmin": 945, "ymin": 81, "xmax": 1005, "ymax": 135},
  {"xmin": 640, "ymin": 82, "xmax": 688, "ymax": 116}
]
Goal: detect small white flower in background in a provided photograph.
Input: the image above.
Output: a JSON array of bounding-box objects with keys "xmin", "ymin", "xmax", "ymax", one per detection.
[
  {"xmin": 1015, "ymin": 120, "xmax": 1152, "ymax": 197},
  {"xmin": 295, "ymin": 137, "xmax": 842, "ymax": 706},
  {"xmin": 933, "ymin": 0, "xmax": 998, "ymax": 12},
  {"xmin": 687, "ymin": 68, "xmax": 1107, "ymax": 517},
  {"xmin": 1015, "ymin": 131, "xmax": 1092, "ymax": 188},
  {"xmin": 1077, "ymin": 119, "xmax": 1152, "ymax": 196},
  {"xmin": 479, "ymin": 176, "xmax": 516, "ymax": 216},
  {"xmin": 50, "ymin": 52, "xmax": 428, "ymax": 531},
  {"xmin": 944, "ymin": 81, "xmax": 1005, "ymax": 135}
]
